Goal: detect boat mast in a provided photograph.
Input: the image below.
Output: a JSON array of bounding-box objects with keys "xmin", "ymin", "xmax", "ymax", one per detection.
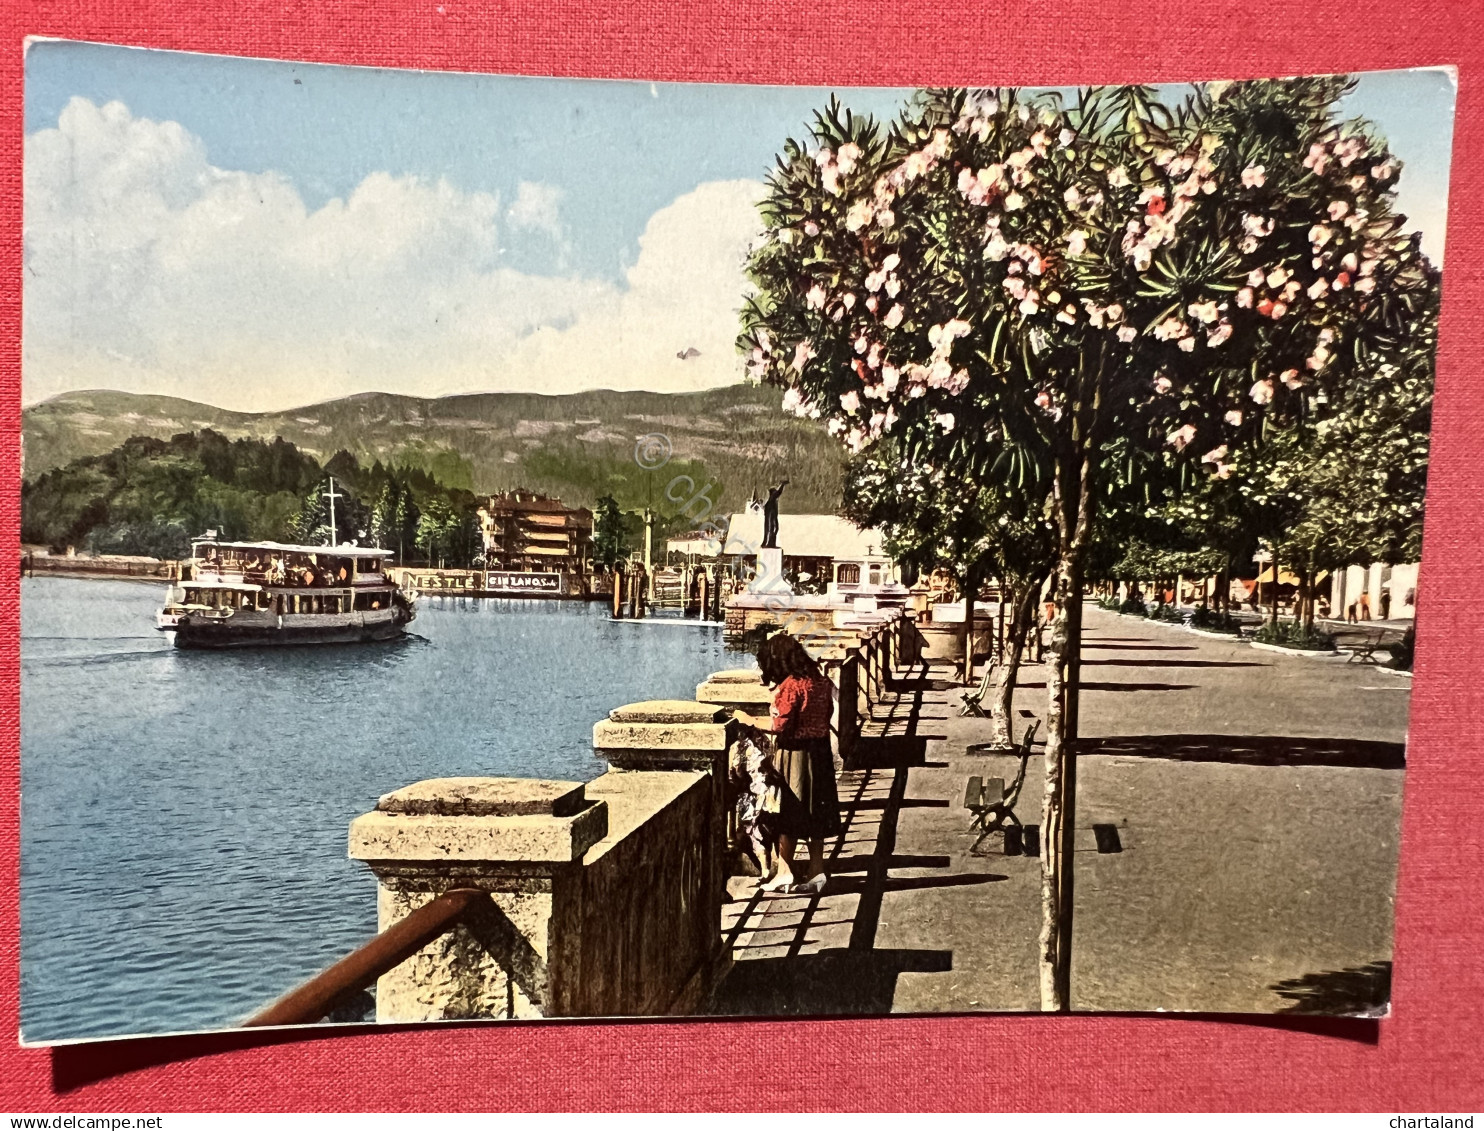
[{"xmin": 324, "ymin": 477, "xmax": 346, "ymax": 548}]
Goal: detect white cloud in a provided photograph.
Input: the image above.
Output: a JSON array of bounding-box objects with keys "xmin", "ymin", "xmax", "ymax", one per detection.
[
  {"xmin": 506, "ymin": 180, "xmax": 565, "ymax": 238},
  {"xmin": 501, "ymin": 178, "xmax": 766, "ymax": 393},
  {"xmin": 23, "ymin": 98, "xmax": 764, "ymax": 411}
]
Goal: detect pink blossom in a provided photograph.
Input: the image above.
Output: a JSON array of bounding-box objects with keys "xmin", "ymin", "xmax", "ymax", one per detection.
[
  {"xmin": 1056, "ymin": 305, "xmax": 1077, "ymax": 325},
  {"xmin": 985, "ymin": 229, "xmax": 1010, "ymax": 261},
  {"xmin": 1247, "ymin": 268, "xmax": 1267, "ymax": 287},
  {"xmin": 845, "ymin": 199, "xmax": 875, "ymax": 232},
  {"xmin": 1107, "ymin": 165, "xmax": 1131, "ymax": 188},
  {"xmin": 1279, "ymin": 368, "xmax": 1304, "ymax": 389},
  {"xmin": 1004, "ymin": 191, "xmax": 1026, "ymax": 211},
  {"xmin": 1188, "ymin": 300, "xmax": 1220, "ymax": 324},
  {"xmin": 1224, "ymin": 409, "xmax": 1243, "ymax": 426},
  {"xmin": 1355, "ymin": 276, "xmax": 1376, "ymax": 294},
  {"xmin": 803, "ymin": 220, "xmax": 820, "ymax": 237},
  {"xmin": 1019, "ymin": 292, "xmax": 1041, "ymax": 316},
  {"xmin": 1371, "ymin": 160, "xmax": 1395, "ymax": 180},
  {"xmin": 1270, "ymin": 301, "xmax": 1288, "ymax": 319},
  {"xmin": 1117, "ymin": 324, "xmax": 1138, "ymax": 343},
  {"xmin": 1309, "ymin": 224, "xmax": 1334, "ymax": 249},
  {"xmin": 790, "ymin": 340, "xmax": 815, "ymax": 373},
  {"xmin": 885, "ymin": 277, "xmax": 902, "ymax": 299},
  {"xmin": 1265, "ymin": 266, "xmax": 1290, "ymax": 288},
  {"xmin": 806, "ymin": 284, "xmax": 827, "ymax": 310},
  {"xmin": 1059, "ymin": 128, "xmax": 1075, "ymax": 147},
  {"xmin": 1200, "ymin": 444, "xmax": 1229, "ymax": 465},
  {"xmin": 1035, "ymin": 390, "xmax": 1053, "ymax": 410},
  {"xmin": 1153, "ymin": 374, "xmax": 1173, "ymax": 394},
  {"xmin": 883, "ymin": 304, "xmax": 905, "ymax": 329},
  {"xmin": 1241, "ymin": 164, "xmax": 1266, "ymax": 188},
  {"xmin": 1207, "ymin": 321, "xmax": 1233, "ymax": 347},
  {"xmin": 866, "ymin": 296, "xmax": 879, "ymax": 313},
  {"xmin": 840, "ymin": 390, "xmax": 861, "ymax": 415},
  {"xmin": 1327, "ymin": 200, "xmax": 1349, "ymax": 220},
  {"xmin": 881, "ymin": 365, "xmax": 900, "ymax": 392},
  {"xmin": 854, "ymin": 335, "xmax": 869, "ymax": 354},
  {"xmin": 877, "ymin": 209, "xmax": 896, "ymax": 229},
  {"xmin": 1066, "ymin": 230, "xmax": 1088, "ymax": 256},
  {"xmin": 781, "ymin": 387, "xmax": 803, "ymax": 414},
  {"xmin": 1235, "ymin": 287, "xmax": 1254, "ymax": 309},
  {"xmin": 1307, "ymin": 278, "xmax": 1328, "ymax": 299},
  {"xmin": 1167, "ymin": 424, "xmax": 1198, "ymax": 450},
  {"xmin": 842, "ymin": 293, "xmax": 857, "ymax": 311},
  {"xmin": 1249, "ymin": 378, "xmax": 1275, "ymax": 404},
  {"xmin": 934, "ymin": 412, "xmax": 956, "ymax": 433},
  {"xmin": 1179, "ymin": 337, "xmax": 1196, "ymax": 352},
  {"xmin": 1132, "ymin": 245, "xmax": 1153, "ymax": 272},
  {"xmin": 836, "ymin": 142, "xmax": 862, "ymax": 175}
]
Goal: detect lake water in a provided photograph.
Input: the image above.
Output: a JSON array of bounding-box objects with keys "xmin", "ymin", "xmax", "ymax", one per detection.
[{"xmin": 20, "ymin": 576, "xmax": 743, "ymax": 1042}]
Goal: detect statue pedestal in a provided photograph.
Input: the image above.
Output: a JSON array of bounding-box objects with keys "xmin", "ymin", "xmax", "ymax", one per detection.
[{"xmin": 749, "ymin": 546, "xmax": 791, "ymax": 596}]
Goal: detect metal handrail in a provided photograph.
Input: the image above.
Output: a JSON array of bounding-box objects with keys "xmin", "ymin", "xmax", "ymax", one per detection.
[{"xmin": 243, "ymin": 887, "xmax": 487, "ymax": 1028}]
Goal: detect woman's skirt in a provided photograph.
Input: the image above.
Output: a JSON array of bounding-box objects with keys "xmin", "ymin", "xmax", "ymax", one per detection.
[{"xmin": 774, "ymin": 736, "xmax": 843, "ymax": 840}]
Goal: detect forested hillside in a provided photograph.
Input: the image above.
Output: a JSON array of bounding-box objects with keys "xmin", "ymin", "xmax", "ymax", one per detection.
[{"xmin": 23, "ymin": 383, "xmax": 846, "ymax": 518}]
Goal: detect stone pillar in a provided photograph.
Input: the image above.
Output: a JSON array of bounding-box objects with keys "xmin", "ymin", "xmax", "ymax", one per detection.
[
  {"xmin": 592, "ymin": 700, "xmax": 735, "ymax": 987},
  {"xmin": 750, "ymin": 546, "xmax": 791, "ymax": 595},
  {"xmin": 695, "ymin": 668, "xmax": 772, "ymax": 715},
  {"xmin": 348, "ymin": 777, "xmax": 609, "ymax": 1022}
]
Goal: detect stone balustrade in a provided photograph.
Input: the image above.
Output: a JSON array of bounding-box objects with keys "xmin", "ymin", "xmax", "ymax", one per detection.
[{"xmin": 343, "ymin": 609, "xmax": 914, "ymax": 1022}]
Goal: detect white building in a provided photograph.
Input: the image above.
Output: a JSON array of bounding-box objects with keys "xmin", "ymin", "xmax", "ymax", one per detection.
[{"xmin": 1328, "ymin": 561, "xmax": 1419, "ymax": 621}]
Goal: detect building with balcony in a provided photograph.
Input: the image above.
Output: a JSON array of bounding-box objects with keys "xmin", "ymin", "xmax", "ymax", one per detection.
[{"xmin": 477, "ymin": 490, "xmax": 593, "ymax": 573}]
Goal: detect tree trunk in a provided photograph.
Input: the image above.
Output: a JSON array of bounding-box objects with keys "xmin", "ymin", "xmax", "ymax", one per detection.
[
  {"xmin": 1041, "ymin": 546, "xmax": 1084, "ymax": 1012},
  {"xmin": 989, "ymin": 582, "xmax": 1040, "ymax": 747},
  {"xmin": 1268, "ymin": 554, "xmax": 1280, "ymax": 627},
  {"xmin": 1041, "ymin": 449, "xmax": 1092, "ymax": 1012},
  {"xmin": 959, "ymin": 564, "xmax": 979, "ymax": 686}
]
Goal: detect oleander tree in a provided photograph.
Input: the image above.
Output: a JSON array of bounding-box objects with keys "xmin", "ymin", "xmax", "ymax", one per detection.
[{"xmin": 741, "ymin": 77, "xmax": 1438, "ymax": 1009}]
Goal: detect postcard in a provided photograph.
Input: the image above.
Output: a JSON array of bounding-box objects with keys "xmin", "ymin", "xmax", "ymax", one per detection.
[{"xmin": 18, "ymin": 41, "xmax": 1454, "ymax": 1040}]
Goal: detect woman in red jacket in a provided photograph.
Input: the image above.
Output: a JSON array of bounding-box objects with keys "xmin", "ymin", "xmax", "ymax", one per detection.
[{"xmin": 736, "ymin": 632, "xmax": 842, "ymax": 894}]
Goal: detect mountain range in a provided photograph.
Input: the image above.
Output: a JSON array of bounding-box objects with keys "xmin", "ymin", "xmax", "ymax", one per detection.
[{"xmin": 22, "ymin": 385, "xmax": 847, "ymax": 517}]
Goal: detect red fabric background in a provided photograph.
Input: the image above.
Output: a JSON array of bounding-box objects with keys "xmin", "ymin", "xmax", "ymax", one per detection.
[{"xmin": 1, "ymin": 0, "xmax": 1481, "ymax": 1112}]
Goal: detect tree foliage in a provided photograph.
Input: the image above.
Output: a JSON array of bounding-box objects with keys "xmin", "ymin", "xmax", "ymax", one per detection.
[{"xmin": 22, "ymin": 430, "xmax": 487, "ymax": 565}]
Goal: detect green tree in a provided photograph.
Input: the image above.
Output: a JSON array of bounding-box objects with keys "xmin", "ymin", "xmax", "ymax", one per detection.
[{"xmin": 592, "ymin": 494, "xmax": 626, "ymax": 568}]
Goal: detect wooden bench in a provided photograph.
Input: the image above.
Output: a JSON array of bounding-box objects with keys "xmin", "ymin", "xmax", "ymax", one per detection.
[
  {"xmin": 963, "ymin": 719, "xmax": 1040, "ymax": 855},
  {"xmin": 1348, "ymin": 629, "xmax": 1387, "ymax": 664}
]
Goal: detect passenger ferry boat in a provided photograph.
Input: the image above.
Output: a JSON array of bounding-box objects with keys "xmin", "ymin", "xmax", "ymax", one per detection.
[{"xmin": 158, "ymin": 536, "xmax": 416, "ymax": 648}]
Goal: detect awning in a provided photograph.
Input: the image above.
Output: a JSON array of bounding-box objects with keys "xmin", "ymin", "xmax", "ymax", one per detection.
[{"xmin": 1255, "ymin": 567, "xmax": 1301, "ymax": 585}]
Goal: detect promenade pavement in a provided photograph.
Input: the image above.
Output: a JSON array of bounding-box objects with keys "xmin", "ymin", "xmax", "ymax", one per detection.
[{"xmin": 711, "ymin": 603, "xmax": 1409, "ymax": 1016}]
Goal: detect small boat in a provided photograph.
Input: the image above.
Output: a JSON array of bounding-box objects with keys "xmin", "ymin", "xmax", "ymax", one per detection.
[{"xmin": 159, "ymin": 536, "xmax": 415, "ymax": 649}]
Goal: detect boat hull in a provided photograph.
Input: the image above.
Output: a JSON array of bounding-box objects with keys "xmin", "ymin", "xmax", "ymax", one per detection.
[{"xmin": 172, "ymin": 609, "xmax": 410, "ymax": 649}]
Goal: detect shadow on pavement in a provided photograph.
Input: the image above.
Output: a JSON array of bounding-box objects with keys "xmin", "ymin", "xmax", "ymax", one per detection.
[
  {"xmin": 1270, "ymin": 960, "xmax": 1393, "ymax": 1016},
  {"xmin": 708, "ymin": 947, "xmax": 954, "ymax": 1016},
  {"xmin": 1077, "ymin": 733, "xmax": 1405, "ymax": 769},
  {"xmin": 1080, "ymin": 658, "xmax": 1268, "ymax": 669},
  {"xmin": 1017, "ymin": 681, "xmax": 1198, "ymax": 693}
]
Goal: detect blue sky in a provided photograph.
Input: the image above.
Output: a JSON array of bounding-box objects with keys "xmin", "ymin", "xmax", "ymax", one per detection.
[{"xmin": 22, "ymin": 41, "xmax": 1456, "ymax": 411}]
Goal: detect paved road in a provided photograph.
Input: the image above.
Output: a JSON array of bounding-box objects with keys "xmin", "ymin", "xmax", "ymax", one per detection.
[{"xmin": 714, "ymin": 604, "xmax": 1408, "ymax": 1016}]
